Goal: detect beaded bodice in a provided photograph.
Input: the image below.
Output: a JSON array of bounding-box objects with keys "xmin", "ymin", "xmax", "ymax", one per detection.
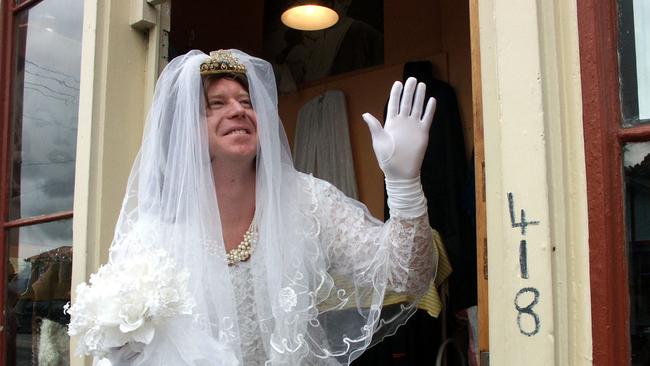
[{"xmin": 229, "ymin": 261, "xmax": 268, "ymax": 365}]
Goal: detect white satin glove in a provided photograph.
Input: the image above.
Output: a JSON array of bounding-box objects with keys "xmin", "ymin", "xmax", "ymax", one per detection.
[
  {"xmin": 363, "ymin": 77, "xmax": 436, "ymax": 180},
  {"xmin": 363, "ymin": 77, "xmax": 436, "ymax": 217}
]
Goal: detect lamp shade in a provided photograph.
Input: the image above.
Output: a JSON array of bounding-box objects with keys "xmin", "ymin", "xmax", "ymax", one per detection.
[{"xmin": 281, "ymin": 4, "xmax": 339, "ymax": 31}]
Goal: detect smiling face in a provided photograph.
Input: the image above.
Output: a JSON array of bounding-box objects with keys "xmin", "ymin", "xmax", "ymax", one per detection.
[{"xmin": 205, "ymin": 77, "xmax": 258, "ymax": 165}]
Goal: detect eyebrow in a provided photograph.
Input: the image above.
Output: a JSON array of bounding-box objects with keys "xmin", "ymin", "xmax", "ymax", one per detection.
[{"xmin": 206, "ymin": 92, "xmax": 250, "ymax": 99}]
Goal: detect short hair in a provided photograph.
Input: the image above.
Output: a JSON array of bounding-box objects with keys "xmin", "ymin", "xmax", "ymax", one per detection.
[{"xmin": 202, "ymin": 73, "xmax": 249, "ymax": 94}]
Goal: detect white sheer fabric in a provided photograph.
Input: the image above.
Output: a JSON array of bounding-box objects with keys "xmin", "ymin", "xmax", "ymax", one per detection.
[
  {"xmin": 226, "ymin": 174, "xmax": 435, "ymax": 365},
  {"xmin": 97, "ymin": 50, "xmax": 435, "ymax": 365},
  {"xmin": 294, "ymin": 90, "xmax": 358, "ymax": 199}
]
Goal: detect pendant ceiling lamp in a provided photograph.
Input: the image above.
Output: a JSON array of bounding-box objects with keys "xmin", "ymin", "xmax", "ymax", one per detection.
[{"xmin": 281, "ymin": 2, "xmax": 339, "ymax": 31}]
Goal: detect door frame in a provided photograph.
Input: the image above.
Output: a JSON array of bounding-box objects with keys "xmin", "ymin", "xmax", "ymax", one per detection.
[{"xmin": 577, "ymin": 0, "xmax": 650, "ymax": 364}]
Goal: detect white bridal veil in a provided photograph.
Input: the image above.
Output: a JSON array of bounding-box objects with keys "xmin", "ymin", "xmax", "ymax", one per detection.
[{"xmin": 103, "ymin": 49, "xmax": 434, "ymax": 365}]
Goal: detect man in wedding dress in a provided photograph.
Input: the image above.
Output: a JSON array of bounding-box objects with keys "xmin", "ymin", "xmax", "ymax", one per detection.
[{"xmin": 69, "ymin": 49, "xmax": 438, "ymax": 366}]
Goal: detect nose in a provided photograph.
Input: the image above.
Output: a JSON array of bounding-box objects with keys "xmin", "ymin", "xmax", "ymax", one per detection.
[{"xmin": 228, "ymin": 100, "xmax": 246, "ymax": 118}]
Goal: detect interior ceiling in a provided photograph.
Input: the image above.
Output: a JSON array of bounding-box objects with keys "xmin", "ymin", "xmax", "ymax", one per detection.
[{"xmin": 169, "ymin": 0, "xmax": 383, "ymax": 60}]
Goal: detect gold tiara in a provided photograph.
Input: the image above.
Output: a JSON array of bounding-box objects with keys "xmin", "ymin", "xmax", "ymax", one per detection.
[{"xmin": 200, "ymin": 50, "xmax": 247, "ymax": 76}]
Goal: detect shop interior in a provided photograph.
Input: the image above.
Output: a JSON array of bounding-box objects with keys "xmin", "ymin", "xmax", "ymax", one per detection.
[{"xmin": 169, "ymin": 0, "xmax": 479, "ymax": 364}]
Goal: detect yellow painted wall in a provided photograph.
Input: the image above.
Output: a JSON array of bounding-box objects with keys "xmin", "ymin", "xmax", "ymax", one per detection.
[
  {"xmin": 478, "ymin": 0, "xmax": 592, "ymax": 364},
  {"xmin": 71, "ymin": 1, "xmax": 164, "ymax": 364}
]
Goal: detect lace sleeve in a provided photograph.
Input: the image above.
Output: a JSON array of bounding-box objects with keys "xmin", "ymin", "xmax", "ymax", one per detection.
[{"xmin": 305, "ymin": 175, "xmax": 437, "ymax": 297}]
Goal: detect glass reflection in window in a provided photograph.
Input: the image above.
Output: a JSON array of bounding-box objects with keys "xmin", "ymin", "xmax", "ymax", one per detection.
[
  {"xmin": 618, "ymin": 0, "xmax": 650, "ymax": 125},
  {"xmin": 625, "ymin": 141, "xmax": 650, "ymax": 365},
  {"xmin": 8, "ymin": 0, "xmax": 83, "ymax": 220},
  {"xmin": 5, "ymin": 219, "xmax": 72, "ymax": 365}
]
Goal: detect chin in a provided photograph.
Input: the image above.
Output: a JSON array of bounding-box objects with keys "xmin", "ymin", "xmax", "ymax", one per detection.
[
  {"xmin": 226, "ymin": 148, "xmax": 257, "ymax": 163},
  {"xmin": 236, "ymin": 145, "xmax": 257, "ymax": 158}
]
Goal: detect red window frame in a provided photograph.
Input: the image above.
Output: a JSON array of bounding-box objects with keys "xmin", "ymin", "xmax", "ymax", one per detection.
[
  {"xmin": 0, "ymin": 0, "xmax": 74, "ymax": 364},
  {"xmin": 578, "ymin": 0, "xmax": 650, "ymax": 364}
]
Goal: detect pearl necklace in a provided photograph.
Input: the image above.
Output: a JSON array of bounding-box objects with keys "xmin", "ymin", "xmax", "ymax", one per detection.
[{"xmin": 226, "ymin": 222, "xmax": 257, "ymax": 266}]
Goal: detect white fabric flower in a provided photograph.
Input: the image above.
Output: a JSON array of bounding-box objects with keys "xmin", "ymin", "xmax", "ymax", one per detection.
[
  {"xmin": 66, "ymin": 247, "xmax": 195, "ymax": 358},
  {"xmin": 278, "ymin": 287, "xmax": 297, "ymax": 313}
]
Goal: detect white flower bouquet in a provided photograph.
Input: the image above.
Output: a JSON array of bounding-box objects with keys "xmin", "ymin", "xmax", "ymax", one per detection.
[{"xmin": 65, "ymin": 247, "xmax": 195, "ymax": 359}]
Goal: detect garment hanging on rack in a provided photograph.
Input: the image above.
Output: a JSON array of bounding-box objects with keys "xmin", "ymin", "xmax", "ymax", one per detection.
[
  {"xmin": 294, "ymin": 90, "xmax": 358, "ymax": 199},
  {"xmin": 354, "ymin": 60, "xmax": 477, "ymax": 365},
  {"xmin": 384, "ymin": 61, "xmax": 477, "ymax": 313}
]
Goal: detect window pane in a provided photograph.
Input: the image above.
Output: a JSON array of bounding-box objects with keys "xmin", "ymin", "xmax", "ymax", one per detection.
[
  {"xmin": 4, "ymin": 219, "xmax": 72, "ymax": 365},
  {"xmin": 618, "ymin": 0, "xmax": 650, "ymax": 125},
  {"xmin": 8, "ymin": 0, "xmax": 83, "ymax": 219},
  {"xmin": 624, "ymin": 142, "xmax": 650, "ymax": 365}
]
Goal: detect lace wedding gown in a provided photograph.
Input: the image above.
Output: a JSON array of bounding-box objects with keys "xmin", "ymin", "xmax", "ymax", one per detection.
[{"xmin": 230, "ymin": 174, "xmax": 436, "ymax": 365}]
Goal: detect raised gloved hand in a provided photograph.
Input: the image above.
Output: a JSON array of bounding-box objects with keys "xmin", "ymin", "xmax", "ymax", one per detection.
[
  {"xmin": 362, "ymin": 77, "xmax": 436, "ymax": 180},
  {"xmin": 363, "ymin": 77, "xmax": 436, "ymax": 217}
]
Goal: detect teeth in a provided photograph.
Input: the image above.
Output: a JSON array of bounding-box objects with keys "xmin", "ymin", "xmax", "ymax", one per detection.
[{"xmin": 228, "ymin": 129, "xmax": 247, "ymax": 135}]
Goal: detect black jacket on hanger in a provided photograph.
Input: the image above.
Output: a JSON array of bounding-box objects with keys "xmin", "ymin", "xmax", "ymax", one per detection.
[{"xmin": 388, "ymin": 60, "xmax": 477, "ymax": 312}]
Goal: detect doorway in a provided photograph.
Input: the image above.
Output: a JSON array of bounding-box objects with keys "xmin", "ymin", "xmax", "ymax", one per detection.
[{"xmin": 168, "ymin": 0, "xmax": 485, "ymax": 364}]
